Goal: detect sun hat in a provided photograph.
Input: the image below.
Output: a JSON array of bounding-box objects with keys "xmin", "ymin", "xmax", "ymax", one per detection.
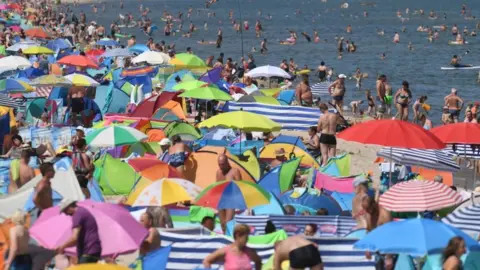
[
  {"xmin": 76, "ymin": 126, "xmax": 85, "ymax": 132},
  {"xmin": 338, "ymin": 74, "xmax": 347, "ymax": 79},
  {"xmin": 275, "ymin": 148, "xmax": 286, "ymax": 156},
  {"xmin": 59, "ymin": 198, "xmax": 77, "ymax": 213},
  {"xmin": 159, "ymin": 138, "xmax": 171, "ymax": 146}
]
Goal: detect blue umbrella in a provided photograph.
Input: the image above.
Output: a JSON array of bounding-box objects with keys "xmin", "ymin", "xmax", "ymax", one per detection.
[
  {"xmin": 101, "ymin": 48, "xmax": 132, "ymax": 58},
  {"xmin": 200, "ymin": 67, "xmax": 222, "ymax": 84},
  {"xmin": 128, "ymin": 44, "xmax": 150, "ymax": 54},
  {"xmin": 96, "ymin": 39, "xmax": 120, "ymax": 47},
  {"xmin": 354, "ymin": 218, "xmax": 480, "ymax": 256},
  {"xmin": 46, "ymin": 39, "xmax": 72, "ymax": 51},
  {"xmin": 18, "ymin": 67, "xmax": 45, "ymax": 79}
]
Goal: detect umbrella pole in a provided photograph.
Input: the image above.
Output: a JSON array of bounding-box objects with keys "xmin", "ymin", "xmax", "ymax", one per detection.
[{"xmin": 389, "ymin": 147, "xmax": 393, "ymax": 188}]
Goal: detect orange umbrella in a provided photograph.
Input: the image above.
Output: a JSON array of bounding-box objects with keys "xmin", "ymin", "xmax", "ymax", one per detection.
[
  {"xmin": 128, "ymin": 158, "xmax": 182, "ymax": 180},
  {"xmin": 25, "ymin": 28, "xmax": 50, "ymax": 39},
  {"xmin": 57, "ymin": 55, "xmax": 99, "ymax": 69},
  {"xmin": 147, "ymin": 129, "xmax": 166, "ymax": 142}
]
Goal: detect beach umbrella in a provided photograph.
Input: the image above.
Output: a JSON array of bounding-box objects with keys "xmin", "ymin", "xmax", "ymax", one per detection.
[
  {"xmin": 169, "ymin": 53, "xmax": 206, "ymax": 69},
  {"xmin": 120, "ymin": 66, "xmax": 155, "ymax": 77},
  {"xmin": 0, "ymin": 78, "xmax": 33, "ymax": 92},
  {"xmin": 353, "ymin": 218, "xmax": 479, "ymax": 256},
  {"xmin": 379, "ymin": 180, "xmax": 462, "ymax": 212},
  {"xmin": 128, "ymin": 44, "xmax": 150, "ymax": 54},
  {"xmin": 164, "ymin": 70, "xmax": 196, "ymax": 90},
  {"xmin": 85, "ymin": 48, "xmax": 105, "ymax": 58},
  {"xmin": 198, "ymin": 111, "xmax": 281, "ymax": 132},
  {"xmin": 127, "ymin": 158, "xmax": 182, "ymax": 180},
  {"xmin": 127, "ymin": 178, "xmax": 202, "ymax": 207},
  {"xmin": 22, "ymin": 46, "xmax": 54, "ymax": 55},
  {"xmin": 101, "ymin": 48, "xmax": 132, "ymax": 58},
  {"xmin": 443, "ymin": 144, "xmax": 480, "ymax": 159},
  {"xmin": 25, "ymin": 28, "xmax": 50, "ymax": 39},
  {"xmin": 6, "ymin": 41, "xmax": 40, "ymax": 52},
  {"xmin": 57, "ymin": 55, "xmax": 99, "ymax": 69},
  {"xmin": 199, "ymin": 67, "xmax": 222, "ymax": 84},
  {"xmin": 195, "ymin": 180, "xmax": 270, "ymax": 210},
  {"xmin": 67, "ymin": 264, "xmax": 129, "ymax": 270},
  {"xmin": 7, "ymin": 3, "xmax": 21, "ymax": 11},
  {"xmin": 96, "ymin": 38, "xmax": 120, "ymax": 47},
  {"xmin": 64, "ymin": 73, "xmax": 99, "ymax": 87},
  {"xmin": 179, "ymin": 86, "xmax": 233, "ymax": 101},
  {"xmin": 46, "ymin": 38, "xmax": 72, "ymax": 51},
  {"xmin": 431, "ymin": 123, "xmax": 480, "ymax": 145},
  {"xmin": 311, "ymin": 82, "xmax": 331, "ymax": 96},
  {"xmin": 30, "ymin": 74, "xmax": 72, "ymax": 86},
  {"xmin": 132, "ymin": 51, "xmax": 170, "ymax": 65},
  {"xmin": 443, "ymin": 204, "xmax": 480, "ymax": 239},
  {"xmin": 0, "ymin": 56, "xmax": 32, "ymax": 70},
  {"xmin": 246, "ymin": 65, "xmax": 291, "ymax": 79},
  {"xmin": 258, "ymin": 158, "xmax": 301, "ymax": 197},
  {"xmin": 29, "ymin": 200, "xmax": 148, "ymax": 257},
  {"xmin": 377, "ymin": 148, "xmax": 460, "ymax": 172},
  {"xmin": 172, "ymin": 80, "xmax": 208, "ymax": 91},
  {"xmin": 86, "ymin": 125, "xmax": 147, "ymax": 147}
]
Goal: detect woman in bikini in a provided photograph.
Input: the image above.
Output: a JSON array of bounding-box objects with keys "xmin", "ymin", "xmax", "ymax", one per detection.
[
  {"xmin": 168, "ymin": 135, "xmax": 191, "ymax": 174},
  {"xmin": 394, "ymin": 81, "xmax": 412, "ymax": 121}
]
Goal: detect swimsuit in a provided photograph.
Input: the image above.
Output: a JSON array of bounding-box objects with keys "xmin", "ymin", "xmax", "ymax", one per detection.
[
  {"xmin": 318, "ymin": 70, "xmax": 326, "ymax": 81},
  {"xmin": 319, "ymin": 133, "xmax": 337, "ymax": 146},
  {"xmin": 449, "ymin": 109, "xmax": 460, "ymax": 117},
  {"xmin": 224, "ymin": 246, "xmax": 252, "ymax": 270},
  {"xmin": 289, "ymin": 244, "xmax": 322, "ymax": 269},
  {"xmin": 71, "ymin": 97, "xmax": 84, "ymax": 113},
  {"xmin": 169, "ymin": 152, "xmax": 186, "ymax": 168}
]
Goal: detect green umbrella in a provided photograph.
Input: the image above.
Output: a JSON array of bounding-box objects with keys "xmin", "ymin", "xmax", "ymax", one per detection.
[
  {"xmin": 179, "ymin": 86, "xmax": 233, "ymax": 101},
  {"xmin": 86, "ymin": 126, "xmax": 147, "ymax": 147},
  {"xmin": 172, "ymin": 80, "xmax": 209, "ymax": 91},
  {"xmin": 169, "ymin": 53, "xmax": 207, "ymax": 69}
]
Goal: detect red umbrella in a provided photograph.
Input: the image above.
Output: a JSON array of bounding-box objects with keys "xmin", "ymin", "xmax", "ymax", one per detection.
[
  {"xmin": 7, "ymin": 3, "xmax": 21, "ymax": 11},
  {"xmin": 430, "ymin": 123, "xmax": 480, "ymax": 144},
  {"xmin": 85, "ymin": 49, "xmax": 105, "ymax": 58},
  {"xmin": 57, "ymin": 55, "xmax": 99, "ymax": 69},
  {"xmin": 379, "ymin": 180, "xmax": 462, "ymax": 212},
  {"xmin": 337, "ymin": 119, "xmax": 445, "ymax": 149},
  {"xmin": 25, "ymin": 28, "xmax": 50, "ymax": 39}
]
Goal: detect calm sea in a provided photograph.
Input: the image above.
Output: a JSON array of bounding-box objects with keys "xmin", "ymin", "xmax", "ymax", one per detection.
[{"xmin": 71, "ymin": 0, "xmax": 480, "ymax": 122}]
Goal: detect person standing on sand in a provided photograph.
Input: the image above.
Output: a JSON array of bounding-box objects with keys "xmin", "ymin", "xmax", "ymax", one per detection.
[
  {"xmin": 328, "ymin": 74, "xmax": 346, "ymax": 114},
  {"xmin": 352, "ymin": 177, "xmax": 369, "ymax": 229},
  {"xmin": 444, "ymin": 88, "xmax": 464, "ymax": 123},
  {"xmin": 274, "ymin": 235, "xmax": 324, "ymax": 270},
  {"xmin": 33, "ymin": 163, "xmax": 55, "ymax": 217},
  {"xmin": 394, "ymin": 81, "xmax": 412, "ymax": 121},
  {"xmin": 9, "ymin": 150, "xmax": 36, "ymax": 192},
  {"xmin": 216, "ymin": 154, "xmax": 241, "ymax": 233},
  {"xmin": 295, "ymin": 76, "xmax": 313, "ymax": 106},
  {"xmin": 317, "ymin": 103, "xmax": 338, "ymax": 166},
  {"xmin": 139, "ymin": 212, "xmax": 161, "ymax": 256}
]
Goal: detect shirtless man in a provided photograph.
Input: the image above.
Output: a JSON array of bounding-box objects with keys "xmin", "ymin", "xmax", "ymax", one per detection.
[
  {"xmin": 317, "ymin": 61, "xmax": 327, "ymax": 82},
  {"xmin": 351, "ymin": 177, "xmax": 369, "ymax": 229},
  {"xmin": 274, "ymin": 235, "xmax": 324, "ymax": 270},
  {"xmin": 376, "ymin": 74, "xmax": 387, "ymax": 113},
  {"xmin": 317, "ymin": 103, "xmax": 338, "ymax": 166},
  {"xmin": 444, "ymin": 88, "xmax": 464, "ymax": 123},
  {"xmin": 68, "ymin": 86, "xmax": 86, "ymax": 126},
  {"xmin": 139, "ymin": 212, "xmax": 161, "ymax": 256},
  {"xmin": 328, "ymin": 74, "xmax": 346, "ymax": 114},
  {"xmin": 216, "ymin": 154, "xmax": 241, "ymax": 232},
  {"xmin": 295, "ymin": 76, "xmax": 313, "ymax": 106},
  {"xmin": 9, "ymin": 150, "xmax": 35, "ymax": 192},
  {"xmin": 33, "ymin": 163, "xmax": 55, "ymax": 216}
]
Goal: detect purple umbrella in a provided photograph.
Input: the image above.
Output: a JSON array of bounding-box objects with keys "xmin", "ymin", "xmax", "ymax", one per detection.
[
  {"xmin": 29, "ymin": 200, "xmax": 148, "ymax": 257},
  {"xmin": 199, "ymin": 67, "xmax": 222, "ymax": 84}
]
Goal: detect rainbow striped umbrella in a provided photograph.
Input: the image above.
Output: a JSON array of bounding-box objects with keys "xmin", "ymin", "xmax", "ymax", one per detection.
[
  {"xmin": 121, "ymin": 66, "xmax": 155, "ymax": 77},
  {"xmin": 195, "ymin": 180, "xmax": 270, "ymax": 210}
]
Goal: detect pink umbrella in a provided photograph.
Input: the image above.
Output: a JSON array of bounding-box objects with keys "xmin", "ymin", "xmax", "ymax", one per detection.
[
  {"xmin": 29, "ymin": 200, "xmax": 148, "ymax": 257},
  {"xmin": 379, "ymin": 180, "xmax": 462, "ymax": 212},
  {"xmin": 0, "ymin": 4, "xmax": 7, "ymax": 10},
  {"xmin": 9, "ymin": 25, "xmax": 22, "ymax": 32}
]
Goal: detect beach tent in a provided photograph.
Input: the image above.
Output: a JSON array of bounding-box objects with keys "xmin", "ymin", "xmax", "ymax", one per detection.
[
  {"xmin": 164, "ymin": 121, "xmax": 201, "ymax": 141},
  {"xmin": 313, "ymin": 171, "xmax": 356, "ymax": 193},
  {"xmin": 321, "ymin": 153, "xmax": 351, "ymax": 177},
  {"xmin": 94, "ymin": 83, "xmax": 130, "ymax": 115},
  {"xmin": 94, "ymin": 154, "xmax": 140, "ymax": 195},
  {"xmin": 184, "ymin": 150, "xmax": 255, "ymax": 188},
  {"xmin": 0, "ymin": 167, "xmax": 84, "ymax": 221},
  {"xmin": 47, "ymin": 86, "xmax": 69, "ymax": 104},
  {"xmin": 25, "ymin": 98, "xmax": 46, "ymax": 124},
  {"xmin": 329, "ymin": 191, "xmax": 354, "ymax": 212},
  {"xmin": 147, "ymin": 129, "xmax": 166, "ymax": 142},
  {"xmin": 270, "ymin": 135, "xmax": 307, "ymax": 150},
  {"xmin": 279, "ymin": 189, "xmax": 342, "ymax": 215},
  {"xmin": 259, "ymin": 143, "xmax": 320, "ymax": 168},
  {"xmin": 152, "ymin": 100, "xmax": 186, "ymax": 121},
  {"xmin": 129, "ymin": 92, "xmax": 181, "ymax": 118},
  {"xmin": 258, "ymin": 158, "xmax": 301, "ymax": 197},
  {"xmin": 164, "ymin": 70, "xmax": 196, "ymax": 91},
  {"xmin": 252, "ymin": 192, "xmax": 285, "ymax": 215}
]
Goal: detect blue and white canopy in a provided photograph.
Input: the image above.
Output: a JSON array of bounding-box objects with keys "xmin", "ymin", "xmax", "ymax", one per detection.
[
  {"xmin": 443, "ymin": 204, "xmax": 480, "ymax": 239},
  {"xmin": 377, "ymin": 147, "xmax": 460, "ymax": 172}
]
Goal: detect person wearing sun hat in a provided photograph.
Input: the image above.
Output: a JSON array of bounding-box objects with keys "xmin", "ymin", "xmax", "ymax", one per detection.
[
  {"xmin": 56, "ymin": 198, "xmax": 102, "ymax": 264},
  {"xmin": 157, "ymin": 138, "xmax": 171, "ymax": 163},
  {"xmin": 328, "ymin": 73, "xmax": 347, "ymax": 114},
  {"xmin": 270, "ymin": 148, "xmax": 287, "ymax": 168}
]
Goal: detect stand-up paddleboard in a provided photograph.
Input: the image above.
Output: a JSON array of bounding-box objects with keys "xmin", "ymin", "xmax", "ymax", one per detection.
[
  {"xmin": 449, "ymin": 41, "xmax": 469, "ymax": 45},
  {"xmin": 441, "ymin": 66, "xmax": 480, "ymax": 70}
]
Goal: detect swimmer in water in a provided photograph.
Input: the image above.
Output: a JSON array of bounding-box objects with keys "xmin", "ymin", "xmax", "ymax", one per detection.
[
  {"xmin": 393, "ymin": 32, "xmax": 400, "ymax": 43},
  {"xmin": 302, "ymin": 32, "xmax": 311, "ymax": 42},
  {"xmin": 381, "ymin": 53, "xmax": 386, "ymax": 60},
  {"xmin": 364, "ymin": 10, "xmax": 368, "ymax": 17},
  {"xmin": 452, "ymin": 24, "xmax": 458, "ymax": 35},
  {"xmin": 408, "ymin": 42, "xmax": 414, "ymax": 50},
  {"xmin": 346, "ymin": 24, "xmax": 352, "ymax": 33},
  {"xmin": 244, "ymin": 21, "xmax": 249, "ymax": 30},
  {"xmin": 313, "ymin": 31, "xmax": 320, "ymax": 43},
  {"xmin": 260, "ymin": 39, "xmax": 267, "ymax": 54}
]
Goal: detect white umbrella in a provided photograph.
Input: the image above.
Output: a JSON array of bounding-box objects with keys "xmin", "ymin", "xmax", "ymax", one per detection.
[
  {"xmin": 132, "ymin": 51, "xmax": 171, "ymax": 65},
  {"xmin": 0, "ymin": 56, "xmax": 32, "ymax": 70},
  {"xmin": 245, "ymin": 65, "xmax": 291, "ymax": 79},
  {"xmin": 6, "ymin": 41, "xmax": 40, "ymax": 52},
  {"xmin": 101, "ymin": 48, "xmax": 132, "ymax": 58}
]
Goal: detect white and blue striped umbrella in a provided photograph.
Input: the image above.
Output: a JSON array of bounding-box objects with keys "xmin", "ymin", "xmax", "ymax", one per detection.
[
  {"xmin": 311, "ymin": 82, "xmax": 331, "ymax": 96},
  {"xmin": 443, "ymin": 144, "xmax": 480, "ymax": 160},
  {"xmin": 377, "ymin": 147, "xmax": 460, "ymax": 172},
  {"xmin": 443, "ymin": 204, "xmax": 480, "ymax": 239}
]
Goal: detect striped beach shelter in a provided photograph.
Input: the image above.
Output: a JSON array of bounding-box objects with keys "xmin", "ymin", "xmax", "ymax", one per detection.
[
  {"xmin": 311, "ymin": 82, "xmax": 331, "ymax": 96},
  {"xmin": 443, "ymin": 204, "xmax": 480, "ymax": 239},
  {"xmin": 377, "ymin": 148, "xmax": 460, "ymax": 172}
]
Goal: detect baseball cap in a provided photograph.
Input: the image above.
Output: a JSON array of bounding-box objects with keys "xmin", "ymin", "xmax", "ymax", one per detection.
[
  {"xmin": 76, "ymin": 126, "xmax": 85, "ymax": 132},
  {"xmin": 338, "ymin": 74, "xmax": 347, "ymax": 79},
  {"xmin": 159, "ymin": 138, "xmax": 171, "ymax": 146}
]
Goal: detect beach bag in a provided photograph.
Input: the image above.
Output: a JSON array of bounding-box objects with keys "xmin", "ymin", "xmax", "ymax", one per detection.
[{"xmin": 72, "ymin": 151, "xmax": 89, "ymax": 176}]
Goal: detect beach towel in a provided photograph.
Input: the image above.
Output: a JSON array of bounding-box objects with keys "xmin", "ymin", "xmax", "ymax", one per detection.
[{"xmin": 189, "ymin": 206, "xmax": 215, "ymax": 223}]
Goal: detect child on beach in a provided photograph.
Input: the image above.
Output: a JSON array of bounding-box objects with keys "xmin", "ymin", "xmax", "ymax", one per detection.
[
  {"xmin": 366, "ymin": 89, "xmax": 376, "ymax": 116},
  {"xmin": 350, "ymin": 100, "xmax": 364, "ymax": 115},
  {"xmin": 442, "ymin": 106, "xmax": 453, "ymax": 124}
]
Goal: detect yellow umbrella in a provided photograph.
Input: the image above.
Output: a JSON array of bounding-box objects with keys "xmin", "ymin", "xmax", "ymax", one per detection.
[
  {"xmin": 23, "ymin": 46, "xmax": 54, "ymax": 55},
  {"xmin": 67, "ymin": 264, "xmax": 129, "ymax": 270},
  {"xmin": 127, "ymin": 178, "xmax": 201, "ymax": 206},
  {"xmin": 198, "ymin": 111, "xmax": 281, "ymax": 132},
  {"xmin": 25, "ymin": 7, "xmax": 37, "ymax": 13}
]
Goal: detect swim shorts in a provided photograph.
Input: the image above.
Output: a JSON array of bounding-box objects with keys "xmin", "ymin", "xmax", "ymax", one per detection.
[
  {"xmin": 319, "ymin": 133, "xmax": 337, "ymax": 145},
  {"xmin": 71, "ymin": 98, "xmax": 84, "ymax": 114},
  {"xmin": 384, "ymin": 95, "xmax": 393, "ymax": 105},
  {"xmin": 289, "ymin": 244, "xmax": 322, "ymax": 269},
  {"xmin": 332, "ymin": 95, "xmax": 344, "ymax": 102}
]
